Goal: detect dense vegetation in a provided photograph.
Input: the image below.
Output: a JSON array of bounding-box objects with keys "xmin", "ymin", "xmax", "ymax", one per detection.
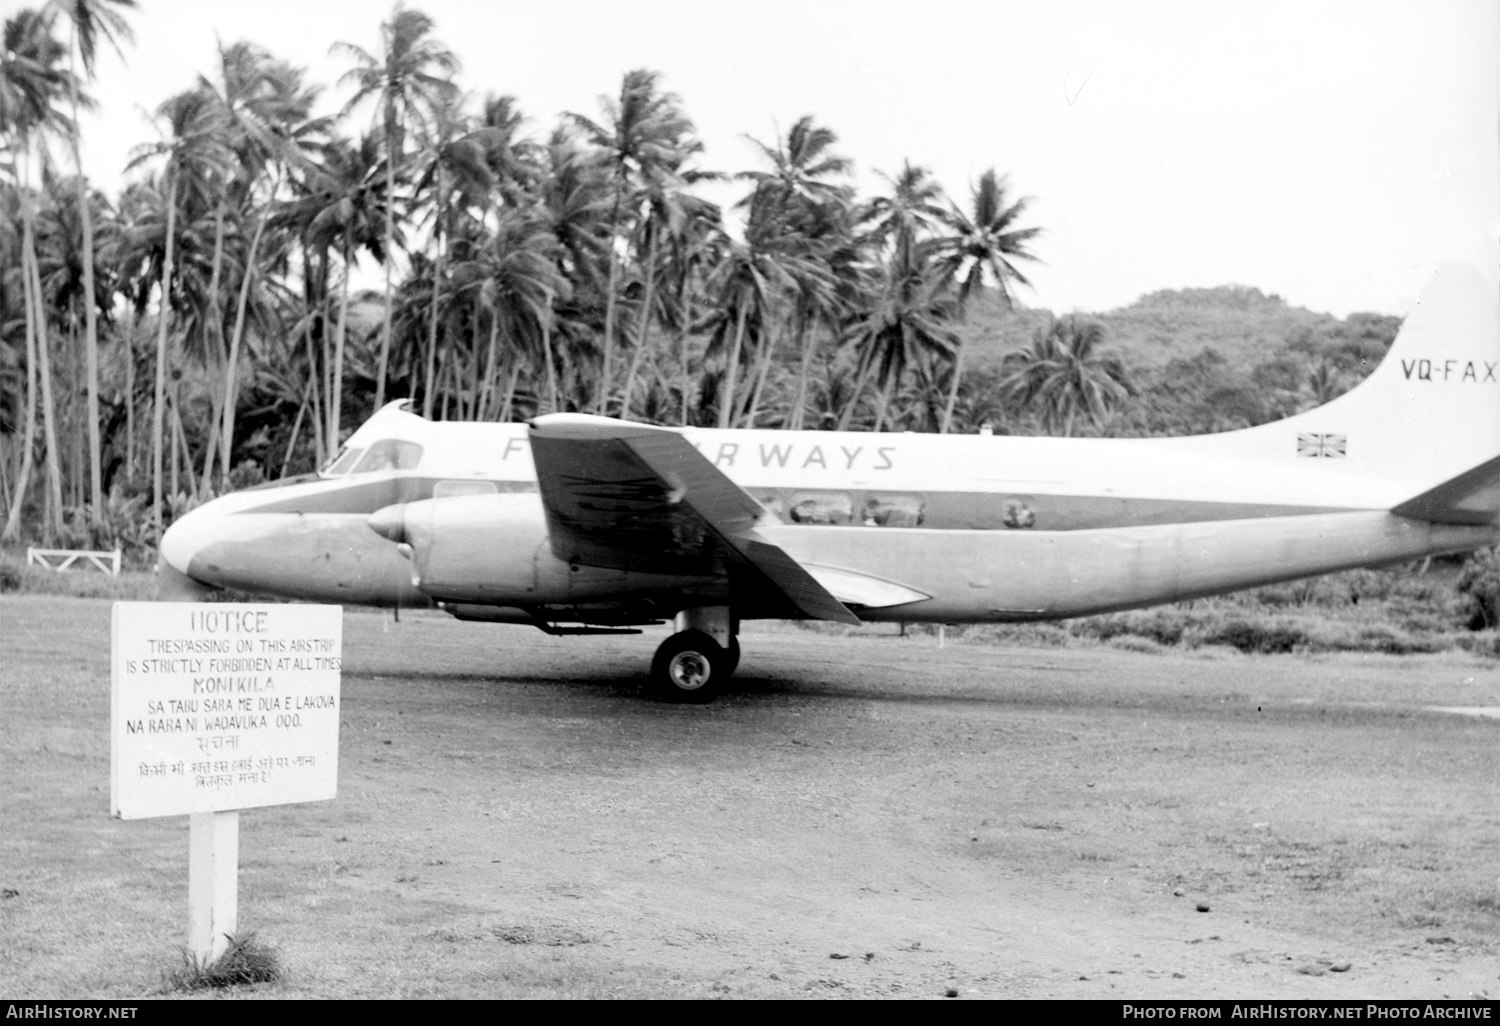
[{"xmin": 0, "ymin": 4, "xmax": 1493, "ymax": 645}]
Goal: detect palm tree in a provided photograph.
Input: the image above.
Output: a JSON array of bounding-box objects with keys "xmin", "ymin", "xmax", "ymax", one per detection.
[
  {"xmin": 932, "ymin": 169, "xmax": 1041, "ymax": 433},
  {"xmin": 535, "ymin": 127, "xmax": 611, "ymax": 409},
  {"xmin": 999, "ymin": 316, "xmax": 1133, "ymax": 436},
  {"xmin": 739, "ymin": 117, "xmax": 857, "ymax": 430},
  {"xmin": 214, "ymin": 53, "xmax": 326, "ymax": 488},
  {"xmin": 410, "ymin": 90, "xmax": 505, "ymax": 419},
  {"xmin": 839, "ymin": 162, "xmax": 950, "ymax": 430},
  {"xmin": 655, "ymin": 196, "xmax": 722, "ymax": 425},
  {"xmin": 848, "ymin": 237, "xmax": 957, "ymax": 432},
  {"xmin": 33, "ymin": 167, "xmax": 119, "ymax": 509},
  {"xmin": 740, "ymin": 115, "xmax": 852, "ymax": 209},
  {"xmin": 454, "ymin": 204, "xmax": 570, "ymax": 418},
  {"xmin": 333, "ymin": 1, "xmax": 458, "ymax": 413},
  {"xmin": 127, "ymin": 87, "xmax": 234, "ymax": 537},
  {"xmin": 567, "ymin": 68, "xmax": 697, "ymax": 415},
  {"xmin": 864, "ymin": 161, "xmax": 946, "ymax": 257},
  {"xmin": 282, "ymin": 134, "xmax": 388, "ymax": 449},
  {"xmin": 618, "ymin": 168, "xmax": 718, "ymax": 420},
  {"xmin": 703, "ymin": 188, "xmax": 828, "ymax": 429},
  {"xmin": 51, "ymin": 0, "xmax": 137, "ymax": 515},
  {"xmin": 1, "ymin": 7, "xmax": 77, "ymax": 541}
]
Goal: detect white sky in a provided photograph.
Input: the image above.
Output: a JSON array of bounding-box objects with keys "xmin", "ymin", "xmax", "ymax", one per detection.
[{"xmin": 66, "ymin": 0, "xmax": 1500, "ymax": 317}]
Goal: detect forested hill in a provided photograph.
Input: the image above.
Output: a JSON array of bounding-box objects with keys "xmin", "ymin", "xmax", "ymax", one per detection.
[
  {"xmin": 954, "ymin": 285, "xmax": 1403, "ymax": 437},
  {"xmin": 960, "ymin": 284, "xmax": 1399, "ymax": 373}
]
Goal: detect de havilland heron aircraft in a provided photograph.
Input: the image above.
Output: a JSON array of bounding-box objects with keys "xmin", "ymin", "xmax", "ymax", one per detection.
[{"xmin": 160, "ymin": 264, "xmax": 1500, "ymax": 701}]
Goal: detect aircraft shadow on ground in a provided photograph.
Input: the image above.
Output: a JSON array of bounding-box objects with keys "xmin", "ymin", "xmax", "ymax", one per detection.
[{"xmin": 346, "ymin": 663, "xmax": 1400, "ymax": 725}]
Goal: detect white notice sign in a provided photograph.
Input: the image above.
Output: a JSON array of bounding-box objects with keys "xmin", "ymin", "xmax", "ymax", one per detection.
[{"xmin": 111, "ymin": 603, "xmax": 342, "ymax": 819}]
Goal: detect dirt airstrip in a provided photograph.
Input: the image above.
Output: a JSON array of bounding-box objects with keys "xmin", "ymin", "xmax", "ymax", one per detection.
[{"xmin": 2, "ymin": 595, "xmax": 1497, "ymax": 999}]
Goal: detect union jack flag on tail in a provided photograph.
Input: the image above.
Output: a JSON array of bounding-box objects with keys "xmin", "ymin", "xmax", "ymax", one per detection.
[{"xmin": 1297, "ymin": 432, "xmax": 1347, "ymax": 458}]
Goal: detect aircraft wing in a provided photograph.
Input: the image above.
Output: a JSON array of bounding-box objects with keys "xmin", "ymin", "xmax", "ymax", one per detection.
[{"xmin": 528, "ymin": 414, "xmax": 860, "ymax": 624}]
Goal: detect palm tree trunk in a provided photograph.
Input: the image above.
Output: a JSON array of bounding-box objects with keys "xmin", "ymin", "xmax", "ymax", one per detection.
[
  {"xmin": 26, "ymin": 218, "xmax": 64, "ymax": 541},
  {"xmin": 279, "ymin": 377, "xmax": 312, "ymax": 480},
  {"xmin": 940, "ymin": 337, "xmax": 966, "ymax": 434},
  {"xmin": 423, "ymin": 178, "xmax": 446, "ymax": 420},
  {"xmin": 374, "ymin": 116, "xmax": 396, "ymax": 412},
  {"xmin": 67, "ymin": 39, "xmax": 102, "ymax": 515},
  {"xmin": 220, "ymin": 209, "xmax": 270, "ymax": 488},
  {"xmin": 2, "ymin": 229, "xmax": 42, "ymax": 543},
  {"xmin": 199, "ymin": 200, "xmax": 229, "ymax": 486},
  {"xmin": 152, "ymin": 175, "xmax": 179, "ymax": 540},
  {"xmin": 543, "ymin": 301, "xmax": 560, "ymax": 415},
  {"xmin": 499, "ymin": 361, "xmax": 522, "ymax": 422},
  {"xmin": 676, "ymin": 319, "xmax": 692, "ymax": 426},
  {"xmin": 872, "ymin": 375, "xmax": 896, "ymax": 433},
  {"xmin": 69, "ymin": 319, "xmax": 83, "ymax": 509},
  {"xmin": 330, "ymin": 239, "xmax": 352, "ymax": 447},
  {"xmin": 478, "ymin": 314, "xmax": 499, "ymax": 420},
  {"xmin": 302, "ymin": 312, "xmax": 326, "ymax": 466},
  {"xmin": 744, "ymin": 323, "xmax": 781, "ymax": 429},
  {"xmin": 171, "ymin": 394, "xmax": 192, "ymax": 496},
  {"xmin": 837, "ymin": 344, "xmax": 878, "ymax": 432},
  {"xmin": 595, "ymin": 178, "xmax": 628, "ymax": 415},
  {"xmin": 123, "ymin": 307, "xmax": 135, "ymax": 482},
  {"xmin": 598, "ymin": 248, "xmax": 623, "ymax": 415},
  {"xmin": 620, "ymin": 222, "xmax": 660, "ymax": 420},
  {"xmin": 717, "ymin": 301, "xmax": 749, "ymax": 430},
  {"xmin": 789, "ymin": 311, "xmax": 816, "ymax": 432}
]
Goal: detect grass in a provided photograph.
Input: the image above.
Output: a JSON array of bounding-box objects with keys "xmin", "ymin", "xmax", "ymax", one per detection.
[
  {"xmin": 4, "ymin": 545, "xmax": 1494, "ymax": 660},
  {"xmin": 3, "ymin": 594, "xmax": 1496, "ymax": 998},
  {"xmin": 165, "ymin": 934, "xmax": 282, "ymax": 991},
  {"xmin": 0, "ymin": 550, "xmax": 158, "ymax": 601},
  {"xmin": 814, "ymin": 565, "xmax": 1499, "ymax": 659}
]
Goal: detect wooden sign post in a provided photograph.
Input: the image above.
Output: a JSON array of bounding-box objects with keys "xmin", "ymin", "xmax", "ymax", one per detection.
[{"xmin": 111, "ymin": 602, "xmax": 342, "ymax": 964}]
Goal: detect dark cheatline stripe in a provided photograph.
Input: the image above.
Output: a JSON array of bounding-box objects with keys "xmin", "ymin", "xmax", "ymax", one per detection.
[
  {"xmin": 744, "ymin": 487, "xmax": 1354, "ymax": 532},
  {"xmin": 230, "ymin": 473, "xmax": 1354, "ymax": 531},
  {"xmin": 238, "ymin": 477, "xmax": 538, "ymax": 515}
]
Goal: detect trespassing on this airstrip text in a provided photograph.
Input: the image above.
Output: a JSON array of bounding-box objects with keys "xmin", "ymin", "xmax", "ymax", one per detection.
[{"xmin": 110, "ymin": 602, "xmax": 342, "ymax": 819}]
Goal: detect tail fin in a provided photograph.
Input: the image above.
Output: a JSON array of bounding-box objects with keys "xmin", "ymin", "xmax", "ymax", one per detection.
[{"xmin": 1168, "ymin": 263, "xmax": 1500, "ymax": 506}]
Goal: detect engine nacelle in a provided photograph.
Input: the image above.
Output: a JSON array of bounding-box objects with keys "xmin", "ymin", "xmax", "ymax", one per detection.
[{"xmin": 369, "ymin": 493, "xmax": 715, "ymax": 607}]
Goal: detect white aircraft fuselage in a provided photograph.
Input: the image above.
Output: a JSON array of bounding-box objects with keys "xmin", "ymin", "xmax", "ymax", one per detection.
[{"xmin": 159, "ymin": 265, "xmax": 1499, "ymax": 697}]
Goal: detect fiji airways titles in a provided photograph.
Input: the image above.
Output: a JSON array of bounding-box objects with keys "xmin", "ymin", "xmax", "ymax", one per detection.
[{"xmin": 498, "ymin": 435, "xmax": 899, "ymax": 472}]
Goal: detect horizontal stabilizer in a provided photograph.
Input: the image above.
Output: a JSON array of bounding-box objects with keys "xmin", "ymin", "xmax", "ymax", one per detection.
[
  {"xmin": 1390, "ymin": 455, "xmax": 1500, "ymax": 525},
  {"xmin": 803, "ymin": 563, "xmax": 932, "ymax": 609}
]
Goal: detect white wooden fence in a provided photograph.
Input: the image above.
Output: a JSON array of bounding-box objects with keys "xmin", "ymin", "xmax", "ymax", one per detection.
[{"xmin": 26, "ymin": 547, "xmax": 122, "ymax": 576}]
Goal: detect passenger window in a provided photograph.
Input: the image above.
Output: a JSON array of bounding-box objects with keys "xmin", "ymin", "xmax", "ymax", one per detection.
[
  {"xmin": 323, "ymin": 447, "xmax": 364, "ymax": 476},
  {"xmin": 433, "ymin": 479, "xmax": 498, "ymax": 498},
  {"xmin": 753, "ymin": 493, "xmax": 786, "ymax": 519},
  {"xmin": 352, "ymin": 439, "xmax": 424, "ymax": 473},
  {"xmin": 787, "ymin": 491, "xmax": 853, "ymax": 525},
  {"xmin": 863, "ymin": 493, "xmax": 924, "ymax": 528},
  {"xmin": 1001, "ymin": 496, "xmax": 1037, "ymax": 529}
]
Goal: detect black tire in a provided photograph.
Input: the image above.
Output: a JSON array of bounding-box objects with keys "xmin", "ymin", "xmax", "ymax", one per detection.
[
  {"xmin": 650, "ymin": 630, "xmax": 722, "ymax": 703},
  {"xmin": 717, "ymin": 635, "xmax": 741, "ymax": 678}
]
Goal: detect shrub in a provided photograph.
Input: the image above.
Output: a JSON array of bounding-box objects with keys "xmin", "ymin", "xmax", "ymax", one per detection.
[
  {"xmin": 1456, "ymin": 546, "xmax": 1499, "ymax": 631},
  {"xmin": 0, "ymin": 555, "xmax": 22, "ymax": 593},
  {"xmin": 1201, "ymin": 618, "xmax": 1306, "ymax": 654},
  {"xmin": 1076, "ymin": 609, "xmax": 1188, "ymax": 646}
]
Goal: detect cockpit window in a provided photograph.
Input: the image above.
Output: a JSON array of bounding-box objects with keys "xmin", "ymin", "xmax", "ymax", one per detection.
[
  {"xmin": 351, "ymin": 439, "xmax": 424, "ymax": 473},
  {"xmin": 323, "ymin": 446, "xmax": 365, "ymax": 476}
]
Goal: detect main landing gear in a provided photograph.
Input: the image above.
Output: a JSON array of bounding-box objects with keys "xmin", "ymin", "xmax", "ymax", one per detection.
[{"xmin": 650, "ymin": 606, "xmax": 738, "ymax": 703}]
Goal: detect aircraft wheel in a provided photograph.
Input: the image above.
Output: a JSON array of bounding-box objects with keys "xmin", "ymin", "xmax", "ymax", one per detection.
[{"xmin": 651, "ymin": 630, "xmax": 722, "ymax": 703}]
